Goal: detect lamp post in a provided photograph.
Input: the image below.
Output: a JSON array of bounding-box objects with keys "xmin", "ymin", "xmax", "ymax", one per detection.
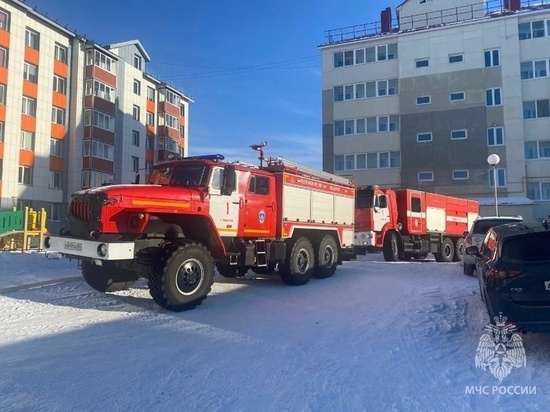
[{"xmin": 487, "ymin": 154, "xmax": 500, "ymax": 216}]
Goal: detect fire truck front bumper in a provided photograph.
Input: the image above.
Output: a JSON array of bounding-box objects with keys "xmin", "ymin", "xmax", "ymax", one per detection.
[
  {"xmin": 43, "ymin": 235, "xmax": 135, "ymax": 261},
  {"xmin": 354, "ymin": 231, "xmax": 375, "ymax": 247}
]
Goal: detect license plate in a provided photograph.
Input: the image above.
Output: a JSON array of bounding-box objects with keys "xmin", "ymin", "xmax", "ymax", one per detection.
[
  {"xmin": 545, "ymin": 281, "xmax": 550, "ymax": 291},
  {"xmin": 63, "ymin": 241, "xmax": 83, "ymax": 251}
]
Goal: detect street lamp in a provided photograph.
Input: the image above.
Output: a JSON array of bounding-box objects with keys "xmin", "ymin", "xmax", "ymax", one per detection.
[{"xmin": 487, "ymin": 154, "xmax": 500, "ymax": 216}]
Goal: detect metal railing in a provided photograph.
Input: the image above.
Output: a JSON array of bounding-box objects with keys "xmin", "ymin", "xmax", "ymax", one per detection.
[{"xmin": 323, "ymin": 0, "xmax": 550, "ymax": 45}]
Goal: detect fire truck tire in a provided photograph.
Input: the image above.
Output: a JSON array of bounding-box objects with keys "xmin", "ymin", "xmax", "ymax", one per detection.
[
  {"xmin": 148, "ymin": 242, "xmax": 214, "ymax": 312},
  {"xmin": 81, "ymin": 261, "xmax": 137, "ymax": 292},
  {"xmin": 453, "ymin": 238, "xmax": 465, "ymax": 262},
  {"xmin": 313, "ymin": 235, "xmax": 339, "ymax": 279},
  {"xmin": 216, "ymin": 264, "xmax": 248, "ymax": 278},
  {"xmin": 279, "ymin": 237, "xmax": 314, "ymax": 286},
  {"xmin": 434, "ymin": 237, "xmax": 454, "ymax": 262},
  {"xmin": 382, "ymin": 232, "xmax": 399, "ymax": 262}
]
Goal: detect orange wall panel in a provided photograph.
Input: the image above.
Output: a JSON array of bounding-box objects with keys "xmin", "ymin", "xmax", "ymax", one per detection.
[
  {"xmin": 23, "ymin": 80, "xmax": 38, "ymax": 98},
  {"xmin": 49, "ymin": 156, "xmax": 64, "ymax": 172},
  {"xmin": 0, "ymin": 30, "xmax": 9, "ymax": 48},
  {"xmin": 0, "ymin": 141, "xmax": 4, "ymax": 158},
  {"xmin": 21, "ymin": 115, "xmax": 36, "ymax": 132},
  {"xmin": 145, "ymin": 150, "xmax": 154, "ymax": 162},
  {"xmin": 51, "ymin": 123, "xmax": 66, "ymax": 139},
  {"xmin": 0, "ymin": 104, "xmax": 5, "ymax": 121},
  {"xmin": 0, "ymin": 67, "xmax": 8, "ymax": 84},
  {"xmin": 19, "ymin": 149, "xmax": 34, "ymax": 166},
  {"xmin": 146, "ymin": 100, "xmax": 155, "ymax": 113},
  {"xmin": 53, "ymin": 60, "xmax": 68, "ymax": 78},
  {"xmin": 146, "ymin": 124, "xmax": 155, "ymax": 136},
  {"xmin": 24, "ymin": 47, "xmax": 39, "ymax": 65},
  {"xmin": 93, "ymin": 67, "xmax": 116, "ymax": 88},
  {"xmin": 52, "ymin": 91, "xmax": 67, "ymax": 109}
]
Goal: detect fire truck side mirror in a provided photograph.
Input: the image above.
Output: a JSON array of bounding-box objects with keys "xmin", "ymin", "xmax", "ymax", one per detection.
[{"xmin": 221, "ymin": 165, "xmax": 236, "ymax": 195}]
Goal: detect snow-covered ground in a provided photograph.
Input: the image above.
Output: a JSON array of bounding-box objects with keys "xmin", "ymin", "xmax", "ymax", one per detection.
[{"xmin": 1, "ymin": 251, "xmax": 549, "ymax": 411}]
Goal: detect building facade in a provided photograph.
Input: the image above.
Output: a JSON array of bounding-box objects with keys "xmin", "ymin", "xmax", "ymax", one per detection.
[
  {"xmin": 0, "ymin": 0, "xmax": 192, "ymax": 234},
  {"xmin": 321, "ymin": 0, "xmax": 550, "ymax": 219}
]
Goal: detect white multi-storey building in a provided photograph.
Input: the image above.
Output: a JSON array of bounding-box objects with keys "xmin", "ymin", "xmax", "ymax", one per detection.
[
  {"xmin": 0, "ymin": 0, "xmax": 192, "ymax": 234},
  {"xmin": 320, "ymin": 0, "xmax": 550, "ymax": 219}
]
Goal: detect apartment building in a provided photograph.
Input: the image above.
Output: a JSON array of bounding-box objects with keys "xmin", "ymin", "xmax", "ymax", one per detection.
[
  {"xmin": 0, "ymin": 0, "xmax": 192, "ymax": 234},
  {"xmin": 320, "ymin": 0, "xmax": 550, "ymax": 219}
]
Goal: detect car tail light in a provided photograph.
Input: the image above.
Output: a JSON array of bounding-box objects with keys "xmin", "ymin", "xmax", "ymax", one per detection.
[{"xmin": 490, "ymin": 268, "xmax": 523, "ymax": 279}]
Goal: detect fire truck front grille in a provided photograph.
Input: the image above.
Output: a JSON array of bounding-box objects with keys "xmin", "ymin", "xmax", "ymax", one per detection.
[{"xmin": 67, "ymin": 192, "xmax": 107, "ymax": 239}]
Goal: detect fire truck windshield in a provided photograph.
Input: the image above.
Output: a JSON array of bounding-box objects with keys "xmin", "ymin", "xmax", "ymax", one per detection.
[
  {"xmin": 356, "ymin": 189, "xmax": 374, "ymax": 208},
  {"xmin": 148, "ymin": 165, "xmax": 211, "ymax": 187}
]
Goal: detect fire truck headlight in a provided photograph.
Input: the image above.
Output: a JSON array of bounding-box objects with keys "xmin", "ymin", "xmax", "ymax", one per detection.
[
  {"xmin": 129, "ymin": 213, "xmax": 145, "ymax": 229},
  {"xmin": 97, "ymin": 243, "xmax": 108, "ymax": 257}
]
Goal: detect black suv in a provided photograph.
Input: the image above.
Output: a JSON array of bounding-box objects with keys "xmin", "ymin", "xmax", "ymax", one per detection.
[{"xmin": 466, "ymin": 220, "xmax": 550, "ymax": 333}]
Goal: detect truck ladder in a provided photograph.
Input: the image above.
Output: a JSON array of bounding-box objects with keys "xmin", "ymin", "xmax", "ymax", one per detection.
[
  {"xmin": 255, "ymin": 239, "xmax": 267, "ymax": 267},
  {"xmin": 267, "ymin": 156, "xmax": 352, "ymax": 186}
]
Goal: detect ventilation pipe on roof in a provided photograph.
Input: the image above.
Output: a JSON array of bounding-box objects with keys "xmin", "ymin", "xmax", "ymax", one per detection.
[
  {"xmin": 504, "ymin": 0, "xmax": 521, "ymax": 12},
  {"xmin": 381, "ymin": 7, "xmax": 392, "ymax": 34}
]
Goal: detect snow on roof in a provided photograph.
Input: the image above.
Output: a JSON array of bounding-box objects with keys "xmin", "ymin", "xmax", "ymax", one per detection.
[{"xmin": 475, "ymin": 197, "xmax": 537, "ymax": 206}]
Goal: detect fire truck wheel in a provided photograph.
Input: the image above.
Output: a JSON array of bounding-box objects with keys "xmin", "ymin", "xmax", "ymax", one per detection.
[
  {"xmin": 453, "ymin": 238, "xmax": 465, "ymax": 262},
  {"xmin": 81, "ymin": 261, "xmax": 137, "ymax": 292},
  {"xmin": 279, "ymin": 237, "xmax": 314, "ymax": 286},
  {"xmin": 148, "ymin": 242, "xmax": 214, "ymax": 311},
  {"xmin": 313, "ymin": 235, "xmax": 339, "ymax": 279},
  {"xmin": 216, "ymin": 264, "xmax": 248, "ymax": 278},
  {"xmin": 382, "ymin": 232, "xmax": 399, "ymax": 262},
  {"xmin": 434, "ymin": 237, "xmax": 454, "ymax": 262}
]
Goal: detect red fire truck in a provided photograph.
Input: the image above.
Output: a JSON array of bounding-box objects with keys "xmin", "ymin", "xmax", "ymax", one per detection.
[
  {"xmin": 355, "ymin": 185, "xmax": 479, "ymax": 262},
  {"xmin": 44, "ymin": 144, "xmax": 356, "ymax": 311}
]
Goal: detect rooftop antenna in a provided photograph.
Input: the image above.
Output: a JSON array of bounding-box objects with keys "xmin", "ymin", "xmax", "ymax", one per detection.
[{"xmin": 250, "ymin": 141, "xmax": 268, "ymax": 167}]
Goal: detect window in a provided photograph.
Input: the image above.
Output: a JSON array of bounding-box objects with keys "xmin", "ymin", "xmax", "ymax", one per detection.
[
  {"xmin": 51, "ymin": 107, "xmax": 65, "ymax": 125},
  {"xmin": 452, "ymin": 170, "xmax": 469, "ymax": 180},
  {"xmin": 49, "ymin": 171, "xmax": 61, "ymax": 189},
  {"xmin": 450, "ymin": 92, "xmax": 465, "ymax": 101},
  {"xmin": 334, "ymin": 52, "xmax": 344, "ymax": 68},
  {"xmin": 54, "ymin": 43, "xmax": 68, "ymax": 63},
  {"xmin": 487, "ymin": 127, "xmax": 504, "ymax": 146},
  {"xmin": 416, "ymin": 95, "xmax": 431, "ymax": 105},
  {"xmin": 527, "ymin": 182, "xmax": 550, "ymax": 200},
  {"xmin": 133, "ymin": 105, "xmax": 140, "ymax": 121},
  {"xmin": 132, "ymin": 156, "xmax": 139, "ymax": 172},
  {"xmin": 451, "ymin": 130, "xmax": 467, "ymax": 140},
  {"xmin": 146, "ymin": 136, "xmax": 154, "ymax": 150},
  {"xmin": 147, "ymin": 86, "xmax": 155, "ymax": 102},
  {"xmin": 47, "ymin": 203, "xmax": 61, "ymax": 221},
  {"xmin": 519, "ymin": 20, "xmax": 547, "ymax": 40},
  {"xmin": 415, "ymin": 59, "xmax": 429, "ymax": 68},
  {"xmin": 247, "ymin": 175, "xmax": 269, "ymax": 195},
  {"xmin": 417, "ymin": 132, "xmax": 432, "ymax": 142},
  {"xmin": 133, "ymin": 79, "xmax": 141, "ymax": 95},
  {"xmin": 145, "ymin": 161, "xmax": 153, "ymax": 175},
  {"xmin": 23, "ymin": 62, "xmax": 38, "ymax": 83},
  {"xmin": 85, "ymin": 79, "xmax": 115, "ymax": 102},
  {"xmin": 83, "ymin": 140, "xmax": 115, "ymax": 161},
  {"xmin": 132, "ymin": 130, "xmax": 140, "ymax": 146},
  {"xmin": 335, "ymin": 151, "xmax": 399, "ymax": 170},
  {"xmin": 159, "ymin": 89, "xmax": 181, "ymax": 106},
  {"xmin": 50, "ymin": 138, "xmax": 63, "ymax": 156},
  {"xmin": 146, "ymin": 111, "xmax": 155, "ymax": 126},
  {"xmin": 489, "ymin": 168, "xmax": 506, "ymax": 187},
  {"xmin": 449, "ymin": 54, "xmax": 464, "ymax": 63},
  {"xmin": 25, "ymin": 28, "xmax": 39, "ymax": 50},
  {"xmin": 534, "ymin": 59, "xmax": 548, "ymax": 78},
  {"xmin": 180, "ymin": 125, "xmax": 185, "ymax": 138},
  {"xmin": 22, "ymin": 97, "xmax": 36, "ymax": 116},
  {"xmin": 418, "ymin": 171, "xmax": 434, "ymax": 181},
  {"xmin": 0, "ymin": 121, "xmax": 3, "ymax": 142},
  {"xmin": 334, "ymin": 155, "xmax": 344, "ymax": 171},
  {"xmin": 18, "ymin": 166, "xmax": 33, "ymax": 185},
  {"xmin": 484, "ymin": 49, "xmax": 500, "ymax": 67},
  {"xmin": 486, "ymin": 88, "xmax": 502, "ymax": 106},
  {"xmin": 0, "ymin": 9, "xmax": 9, "ymax": 31},
  {"xmin": 81, "ymin": 170, "xmax": 114, "ymax": 188},
  {"xmin": 355, "ymin": 49, "xmax": 365, "ymax": 64},
  {"xmin": 525, "ymin": 140, "xmax": 550, "ymax": 159},
  {"xmin": 134, "ymin": 54, "xmax": 142, "ymax": 70},
  {"xmin": 0, "ymin": 46, "xmax": 7, "ymax": 67},
  {"xmin": 20, "ymin": 131, "xmax": 34, "ymax": 150},
  {"xmin": 0, "ymin": 83, "xmax": 5, "ymax": 104},
  {"xmin": 86, "ymin": 50, "xmax": 115, "ymax": 72},
  {"xmin": 419, "ymin": 0, "xmax": 434, "ymax": 3},
  {"xmin": 53, "ymin": 75, "xmax": 67, "ymax": 94},
  {"xmin": 523, "ymin": 99, "xmax": 550, "ymax": 119},
  {"xmin": 521, "ymin": 61, "xmax": 534, "ymax": 79}
]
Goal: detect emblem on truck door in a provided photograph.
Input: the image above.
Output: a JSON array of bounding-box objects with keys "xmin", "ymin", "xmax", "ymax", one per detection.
[{"xmin": 259, "ymin": 210, "xmax": 266, "ymax": 224}]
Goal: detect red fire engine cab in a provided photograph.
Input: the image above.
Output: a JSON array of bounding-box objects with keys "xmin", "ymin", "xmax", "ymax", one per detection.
[
  {"xmin": 355, "ymin": 185, "xmax": 479, "ymax": 262},
  {"xmin": 44, "ymin": 144, "xmax": 356, "ymax": 311}
]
